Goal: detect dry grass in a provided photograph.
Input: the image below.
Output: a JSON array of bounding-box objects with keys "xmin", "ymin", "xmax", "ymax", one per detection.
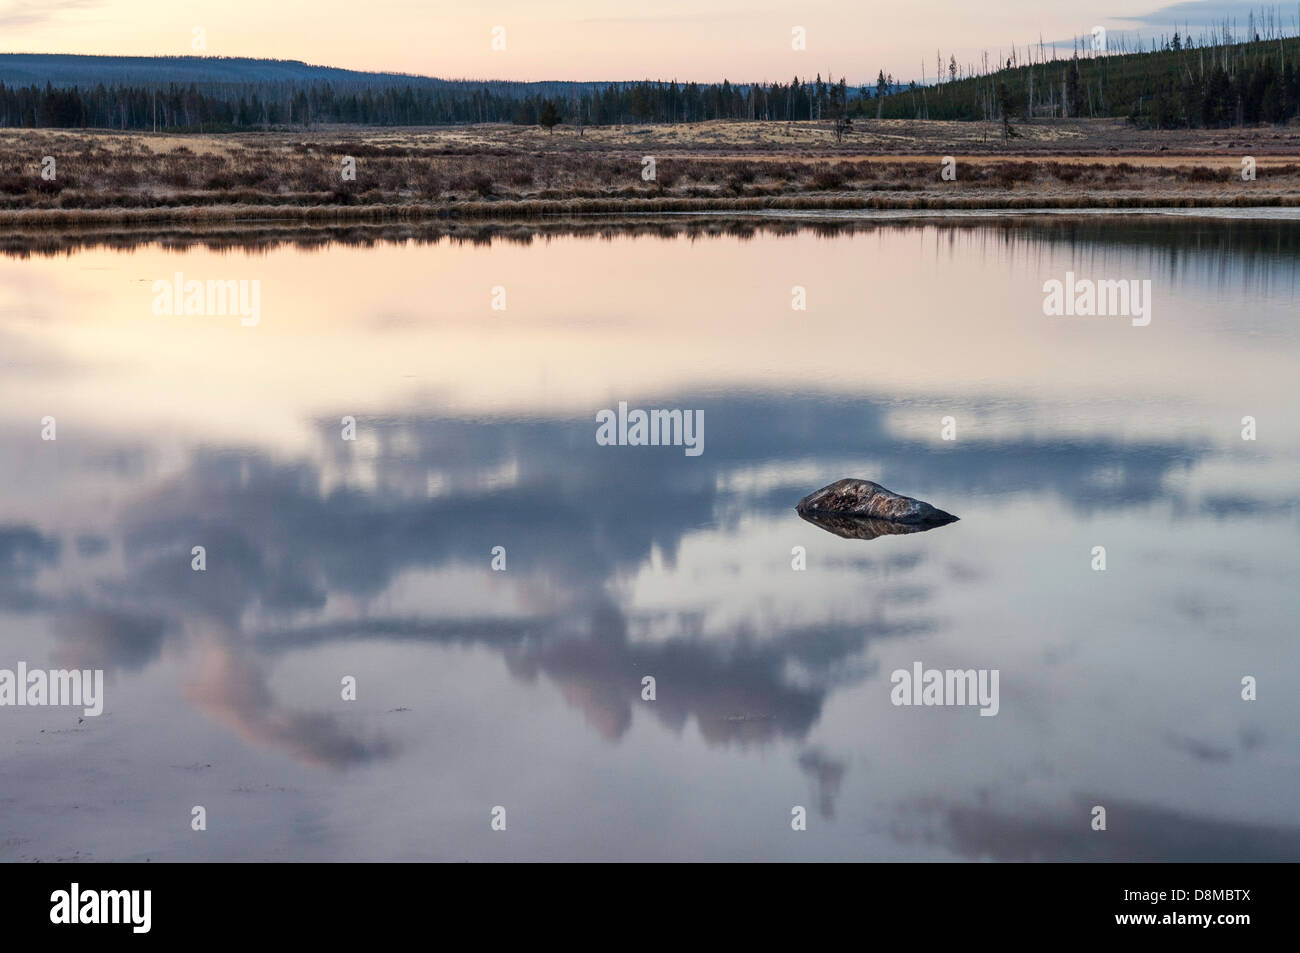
[
  {"xmin": 1, "ymin": 120, "xmax": 1298, "ymax": 225},
  {"xmin": 56, "ymin": 116, "xmax": 1283, "ymax": 156}
]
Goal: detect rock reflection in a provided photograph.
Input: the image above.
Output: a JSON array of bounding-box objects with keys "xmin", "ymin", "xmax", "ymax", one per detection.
[{"xmin": 797, "ymin": 509, "xmax": 957, "ymax": 541}]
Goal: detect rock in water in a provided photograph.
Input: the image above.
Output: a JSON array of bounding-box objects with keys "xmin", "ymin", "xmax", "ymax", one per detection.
[{"xmin": 795, "ymin": 479, "xmax": 958, "ymax": 528}]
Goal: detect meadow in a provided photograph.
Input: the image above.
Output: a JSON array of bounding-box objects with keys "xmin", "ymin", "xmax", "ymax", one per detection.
[{"xmin": 2, "ymin": 118, "xmax": 1299, "ymax": 226}]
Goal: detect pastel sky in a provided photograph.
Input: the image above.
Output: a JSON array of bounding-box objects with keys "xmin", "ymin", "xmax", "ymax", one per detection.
[{"xmin": 0, "ymin": 0, "xmax": 1286, "ymax": 83}]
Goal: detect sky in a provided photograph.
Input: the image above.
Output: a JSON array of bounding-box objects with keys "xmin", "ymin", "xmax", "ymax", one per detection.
[{"xmin": 0, "ymin": 0, "xmax": 1293, "ymax": 84}]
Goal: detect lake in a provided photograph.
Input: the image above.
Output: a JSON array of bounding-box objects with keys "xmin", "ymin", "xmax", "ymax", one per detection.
[{"xmin": 1, "ymin": 215, "xmax": 1296, "ymax": 861}]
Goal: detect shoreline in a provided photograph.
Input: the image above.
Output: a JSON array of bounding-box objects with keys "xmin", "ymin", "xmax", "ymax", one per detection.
[{"xmin": 4, "ymin": 190, "xmax": 1300, "ymax": 229}]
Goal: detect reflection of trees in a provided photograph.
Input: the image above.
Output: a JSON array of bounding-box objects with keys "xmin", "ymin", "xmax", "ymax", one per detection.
[{"xmin": 8, "ymin": 216, "xmax": 1300, "ymax": 303}]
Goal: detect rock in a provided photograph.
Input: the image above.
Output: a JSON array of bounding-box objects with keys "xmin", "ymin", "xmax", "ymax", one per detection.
[{"xmin": 795, "ymin": 479, "xmax": 958, "ymax": 532}]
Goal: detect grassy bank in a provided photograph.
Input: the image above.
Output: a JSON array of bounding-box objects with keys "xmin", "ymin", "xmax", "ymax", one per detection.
[{"xmin": 2, "ymin": 120, "xmax": 1297, "ymax": 224}]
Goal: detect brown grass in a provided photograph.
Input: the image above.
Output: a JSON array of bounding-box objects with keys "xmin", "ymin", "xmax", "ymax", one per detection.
[{"xmin": 0, "ymin": 121, "xmax": 1297, "ymax": 225}]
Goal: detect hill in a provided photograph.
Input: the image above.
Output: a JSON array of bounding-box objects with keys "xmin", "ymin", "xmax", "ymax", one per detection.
[
  {"xmin": 874, "ymin": 33, "xmax": 1300, "ymax": 128},
  {"xmin": 0, "ymin": 53, "xmax": 603, "ymax": 98}
]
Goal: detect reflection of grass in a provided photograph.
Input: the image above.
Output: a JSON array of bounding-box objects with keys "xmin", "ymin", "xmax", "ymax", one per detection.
[
  {"xmin": 7, "ymin": 213, "xmax": 1300, "ymax": 260},
  {"xmin": 4, "ymin": 190, "xmax": 1298, "ymax": 230},
  {"xmin": 2, "ymin": 123, "xmax": 1298, "ymax": 223}
]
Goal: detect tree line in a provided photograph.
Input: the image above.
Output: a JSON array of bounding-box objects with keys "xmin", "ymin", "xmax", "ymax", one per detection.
[{"xmin": 0, "ymin": 75, "xmax": 881, "ymax": 130}]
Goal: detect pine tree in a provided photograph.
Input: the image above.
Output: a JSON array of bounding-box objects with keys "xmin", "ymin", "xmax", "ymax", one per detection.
[{"xmin": 538, "ymin": 99, "xmax": 561, "ymax": 134}]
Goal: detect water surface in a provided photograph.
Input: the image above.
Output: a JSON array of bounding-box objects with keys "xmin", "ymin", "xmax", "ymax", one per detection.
[{"xmin": 1, "ymin": 218, "xmax": 1296, "ymax": 861}]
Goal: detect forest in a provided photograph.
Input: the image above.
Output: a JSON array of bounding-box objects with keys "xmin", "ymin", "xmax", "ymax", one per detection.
[{"xmin": 874, "ymin": 28, "xmax": 1300, "ymax": 128}]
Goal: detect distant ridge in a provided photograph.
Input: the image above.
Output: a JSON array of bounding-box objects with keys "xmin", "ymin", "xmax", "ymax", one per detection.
[{"xmin": 0, "ymin": 53, "xmax": 604, "ymax": 97}]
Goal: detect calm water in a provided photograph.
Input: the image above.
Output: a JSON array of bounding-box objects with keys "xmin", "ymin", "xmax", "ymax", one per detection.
[{"xmin": 1, "ymin": 217, "xmax": 1297, "ymax": 861}]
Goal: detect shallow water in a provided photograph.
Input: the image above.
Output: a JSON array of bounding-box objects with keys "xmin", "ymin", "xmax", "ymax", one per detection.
[{"xmin": 1, "ymin": 218, "xmax": 1296, "ymax": 861}]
